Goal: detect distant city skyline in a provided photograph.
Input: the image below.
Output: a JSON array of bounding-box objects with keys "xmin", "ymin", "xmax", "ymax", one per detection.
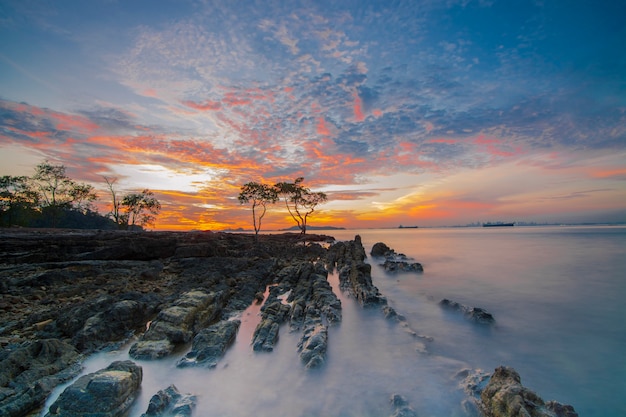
[{"xmin": 1, "ymin": 1, "xmax": 624, "ymax": 230}]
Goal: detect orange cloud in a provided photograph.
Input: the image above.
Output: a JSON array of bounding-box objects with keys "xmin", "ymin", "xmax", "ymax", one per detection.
[{"xmin": 181, "ymin": 100, "xmax": 222, "ymax": 111}]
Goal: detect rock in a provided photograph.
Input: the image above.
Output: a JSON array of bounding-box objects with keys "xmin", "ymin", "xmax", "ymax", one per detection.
[
  {"xmin": 129, "ymin": 290, "xmax": 226, "ymax": 360},
  {"xmin": 371, "ymin": 242, "xmax": 394, "ymax": 257},
  {"xmin": 177, "ymin": 319, "xmax": 240, "ymax": 368},
  {"xmin": 389, "ymin": 394, "xmax": 418, "ymax": 417},
  {"xmin": 45, "ymin": 360, "xmax": 142, "ymax": 417},
  {"xmin": 0, "ymin": 339, "xmax": 81, "ymax": 417},
  {"xmin": 297, "ymin": 321, "xmax": 328, "ymax": 369},
  {"xmin": 141, "ymin": 384, "xmax": 196, "ymax": 417},
  {"xmin": 381, "ymin": 260, "xmax": 424, "ymax": 273},
  {"xmin": 440, "ymin": 299, "xmax": 495, "ymax": 325},
  {"xmin": 480, "ymin": 366, "xmax": 578, "ymax": 417}
]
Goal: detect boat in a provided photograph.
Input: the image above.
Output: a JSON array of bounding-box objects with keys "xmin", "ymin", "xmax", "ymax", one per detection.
[{"xmin": 483, "ymin": 222, "xmax": 515, "ymax": 227}]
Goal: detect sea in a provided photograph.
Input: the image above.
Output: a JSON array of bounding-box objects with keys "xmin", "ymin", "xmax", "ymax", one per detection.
[{"xmin": 41, "ymin": 225, "xmax": 626, "ymax": 417}]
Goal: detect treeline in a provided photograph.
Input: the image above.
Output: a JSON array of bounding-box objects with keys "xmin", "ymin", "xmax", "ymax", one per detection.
[{"xmin": 0, "ymin": 161, "xmax": 160, "ymax": 230}]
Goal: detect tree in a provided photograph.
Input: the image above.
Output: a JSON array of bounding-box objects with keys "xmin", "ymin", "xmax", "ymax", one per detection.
[
  {"xmin": 0, "ymin": 175, "xmax": 39, "ymax": 226},
  {"xmin": 103, "ymin": 176, "xmax": 122, "ymax": 227},
  {"xmin": 31, "ymin": 161, "xmax": 97, "ymax": 227},
  {"xmin": 238, "ymin": 182, "xmax": 278, "ymax": 238},
  {"xmin": 274, "ymin": 177, "xmax": 327, "ymax": 234},
  {"xmin": 120, "ymin": 189, "xmax": 161, "ymax": 230}
]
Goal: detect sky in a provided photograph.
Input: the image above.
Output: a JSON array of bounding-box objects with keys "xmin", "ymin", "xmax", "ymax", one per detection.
[{"xmin": 1, "ymin": 0, "xmax": 625, "ymax": 230}]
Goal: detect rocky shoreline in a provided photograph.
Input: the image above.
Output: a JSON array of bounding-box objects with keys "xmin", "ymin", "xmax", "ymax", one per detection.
[{"xmin": 0, "ymin": 229, "xmax": 577, "ymax": 417}]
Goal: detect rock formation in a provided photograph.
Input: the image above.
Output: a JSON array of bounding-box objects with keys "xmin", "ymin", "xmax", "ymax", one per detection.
[
  {"xmin": 45, "ymin": 360, "xmax": 142, "ymax": 417},
  {"xmin": 440, "ymin": 298, "xmax": 495, "ymax": 325},
  {"xmin": 141, "ymin": 384, "xmax": 196, "ymax": 417},
  {"xmin": 371, "ymin": 242, "xmax": 424, "ymax": 273},
  {"xmin": 177, "ymin": 319, "xmax": 240, "ymax": 368},
  {"xmin": 480, "ymin": 366, "xmax": 578, "ymax": 417}
]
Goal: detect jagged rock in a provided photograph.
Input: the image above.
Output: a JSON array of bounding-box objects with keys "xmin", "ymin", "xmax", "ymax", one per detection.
[
  {"xmin": 297, "ymin": 321, "xmax": 328, "ymax": 369},
  {"xmin": 381, "ymin": 260, "xmax": 424, "ymax": 273},
  {"xmin": 45, "ymin": 360, "xmax": 142, "ymax": 417},
  {"xmin": 389, "ymin": 394, "xmax": 418, "ymax": 417},
  {"xmin": 177, "ymin": 319, "xmax": 240, "ymax": 368},
  {"xmin": 141, "ymin": 384, "xmax": 196, "ymax": 417},
  {"xmin": 0, "ymin": 339, "xmax": 81, "ymax": 417},
  {"xmin": 440, "ymin": 299, "xmax": 495, "ymax": 325},
  {"xmin": 73, "ymin": 297, "xmax": 159, "ymax": 351},
  {"xmin": 129, "ymin": 290, "xmax": 226, "ymax": 360},
  {"xmin": 252, "ymin": 294, "xmax": 291, "ymax": 351},
  {"xmin": 480, "ymin": 366, "xmax": 578, "ymax": 417}
]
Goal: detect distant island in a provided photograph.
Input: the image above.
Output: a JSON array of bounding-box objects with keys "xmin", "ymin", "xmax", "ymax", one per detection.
[
  {"xmin": 398, "ymin": 225, "xmax": 418, "ymax": 229},
  {"xmin": 279, "ymin": 225, "xmax": 346, "ymax": 231}
]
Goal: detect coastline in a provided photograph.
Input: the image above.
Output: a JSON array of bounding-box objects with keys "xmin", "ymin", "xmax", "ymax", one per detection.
[{"xmin": 0, "ymin": 229, "xmax": 578, "ymax": 417}]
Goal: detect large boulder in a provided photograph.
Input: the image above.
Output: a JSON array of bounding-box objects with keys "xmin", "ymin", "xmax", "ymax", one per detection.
[
  {"xmin": 0, "ymin": 339, "xmax": 81, "ymax": 417},
  {"xmin": 45, "ymin": 360, "xmax": 142, "ymax": 417},
  {"xmin": 480, "ymin": 366, "xmax": 578, "ymax": 417},
  {"xmin": 177, "ymin": 319, "xmax": 240, "ymax": 368},
  {"xmin": 297, "ymin": 321, "xmax": 328, "ymax": 369},
  {"xmin": 141, "ymin": 384, "xmax": 196, "ymax": 417}
]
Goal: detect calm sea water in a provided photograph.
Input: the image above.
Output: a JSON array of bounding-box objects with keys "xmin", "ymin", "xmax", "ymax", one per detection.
[{"xmin": 41, "ymin": 226, "xmax": 626, "ymax": 417}]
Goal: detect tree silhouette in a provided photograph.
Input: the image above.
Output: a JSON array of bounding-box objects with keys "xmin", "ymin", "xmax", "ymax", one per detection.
[
  {"xmin": 31, "ymin": 161, "xmax": 97, "ymax": 227},
  {"xmin": 120, "ymin": 189, "xmax": 161, "ymax": 230},
  {"xmin": 238, "ymin": 182, "xmax": 278, "ymax": 238},
  {"xmin": 274, "ymin": 177, "xmax": 327, "ymax": 234}
]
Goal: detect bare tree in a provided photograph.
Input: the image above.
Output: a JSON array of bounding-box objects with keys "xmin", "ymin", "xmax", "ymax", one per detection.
[{"xmin": 103, "ymin": 176, "xmax": 122, "ymax": 227}]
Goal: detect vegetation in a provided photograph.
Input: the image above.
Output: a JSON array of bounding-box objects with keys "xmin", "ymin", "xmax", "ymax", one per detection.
[
  {"xmin": 1, "ymin": 161, "xmax": 161, "ymax": 230},
  {"xmin": 238, "ymin": 182, "xmax": 279, "ymax": 238},
  {"xmin": 273, "ymin": 177, "xmax": 327, "ymax": 235}
]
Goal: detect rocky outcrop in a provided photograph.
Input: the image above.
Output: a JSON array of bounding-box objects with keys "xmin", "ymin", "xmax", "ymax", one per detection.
[
  {"xmin": 480, "ymin": 366, "xmax": 578, "ymax": 417},
  {"xmin": 141, "ymin": 384, "xmax": 196, "ymax": 417},
  {"xmin": 381, "ymin": 259, "xmax": 424, "ymax": 273},
  {"xmin": 440, "ymin": 298, "xmax": 495, "ymax": 325},
  {"xmin": 0, "ymin": 339, "xmax": 81, "ymax": 417},
  {"xmin": 45, "ymin": 360, "xmax": 142, "ymax": 417},
  {"xmin": 252, "ymin": 287, "xmax": 291, "ymax": 352},
  {"xmin": 129, "ymin": 290, "xmax": 226, "ymax": 359},
  {"xmin": 177, "ymin": 319, "xmax": 240, "ymax": 368},
  {"xmin": 328, "ymin": 236, "xmax": 387, "ymax": 307},
  {"xmin": 389, "ymin": 394, "xmax": 418, "ymax": 417},
  {"xmin": 371, "ymin": 242, "xmax": 423, "ymax": 273}
]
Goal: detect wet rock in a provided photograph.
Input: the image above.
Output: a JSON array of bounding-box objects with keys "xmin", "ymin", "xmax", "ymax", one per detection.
[
  {"xmin": 73, "ymin": 296, "xmax": 159, "ymax": 351},
  {"xmin": 389, "ymin": 394, "xmax": 418, "ymax": 417},
  {"xmin": 141, "ymin": 384, "xmax": 196, "ymax": 417},
  {"xmin": 480, "ymin": 366, "xmax": 578, "ymax": 417},
  {"xmin": 381, "ymin": 260, "xmax": 424, "ymax": 273},
  {"xmin": 440, "ymin": 299, "xmax": 495, "ymax": 325},
  {"xmin": 0, "ymin": 339, "xmax": 81, "ymax": 417},
  {"xmin": 371, "ymin": 242, "xmax": 394, "ymax": 257},
  {"xmin": 45, "ymin": 360, "xmax": 142, "ymax": 417},
  {"xmin": 129, "ymin": 290, "xmax": 226, "ymax": 360},
  {"xmin": 297, "ymin": 320, "xmax": 328, "ymax": 369},
  {"xmin": 252, "ymin": 294, "xmax": 291, "ymax": 352},
  {"xmin": 177, "ymin": 319, "xmax": 240, "ymax": 368}
]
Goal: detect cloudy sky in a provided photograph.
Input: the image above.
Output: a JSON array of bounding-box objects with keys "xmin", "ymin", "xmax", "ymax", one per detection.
[{"xmin": 1, "ymin": 0, "xmax": 624, "ymax": 230}]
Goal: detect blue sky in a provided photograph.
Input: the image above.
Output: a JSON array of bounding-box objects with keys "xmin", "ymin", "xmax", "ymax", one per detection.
[{"xmin": 1, "ymin": 0, "xmax": 624, "ymax": 229}]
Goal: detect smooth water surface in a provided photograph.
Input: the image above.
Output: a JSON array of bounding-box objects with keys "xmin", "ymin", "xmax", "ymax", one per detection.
[{"xmin": 42, "ymin": 226, "xmax": 626, "ymax": 417}]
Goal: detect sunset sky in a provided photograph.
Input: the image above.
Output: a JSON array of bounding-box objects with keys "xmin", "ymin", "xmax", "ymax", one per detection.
[{"xmin": 1, "ymin": 0, "xmax": 625, "ymax": 230}]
